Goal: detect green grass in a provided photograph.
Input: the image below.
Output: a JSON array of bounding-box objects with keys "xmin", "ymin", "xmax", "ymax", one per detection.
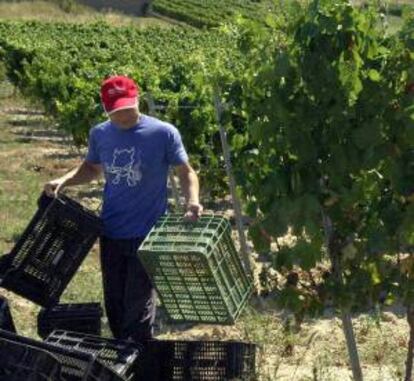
[{"xmin": 0, "ymin": 129, "xmax": 44, "ymax": 254}]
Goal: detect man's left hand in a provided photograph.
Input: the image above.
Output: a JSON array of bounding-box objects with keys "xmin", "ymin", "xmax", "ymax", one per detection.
[{"xmin": 184, "ymin": 202, "xmax": 203, "ymax": 222}]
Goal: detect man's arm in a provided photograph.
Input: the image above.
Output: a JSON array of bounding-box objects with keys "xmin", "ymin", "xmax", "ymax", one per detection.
[
  {"xmin": 174, "ymin": 162, "xmax": 203, "ymax": 220},
  {"xmin": 44, "ymin": 160, "xmax": 103, "ymax": 197}
]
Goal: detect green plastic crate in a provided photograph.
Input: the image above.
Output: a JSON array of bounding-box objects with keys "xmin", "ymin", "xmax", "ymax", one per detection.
[{"xmin": 138, "ymin": 214, "xmax": 253, "ymax": 324}]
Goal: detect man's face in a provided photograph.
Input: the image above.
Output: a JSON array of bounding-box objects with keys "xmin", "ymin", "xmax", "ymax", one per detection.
[{"xmin": 109, "ymin": 107, "xmax": 139, "ymax": 129}]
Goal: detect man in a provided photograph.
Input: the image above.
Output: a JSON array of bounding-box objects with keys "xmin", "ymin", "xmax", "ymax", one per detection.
[{"xmin": 44, "ymin": 75, "xmax": 203, "ymax": 341}]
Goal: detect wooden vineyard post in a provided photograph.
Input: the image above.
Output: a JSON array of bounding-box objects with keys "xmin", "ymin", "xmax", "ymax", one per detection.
[
  {"xmin": 322, "ymin": 212, "xmax": 364, "ymax": 381},
  {"xmin": 213, "ymin": 92, "xmax": 253, "ymax": 278}
]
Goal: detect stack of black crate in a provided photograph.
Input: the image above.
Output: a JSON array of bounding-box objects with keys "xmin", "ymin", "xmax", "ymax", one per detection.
[
  {"xmin": 37, "ymin": 303, "xmax": 103, "ymax": 339},
  {"xmin": 0, "ymin": 193, "xmax": 257, "ymax": 380}
]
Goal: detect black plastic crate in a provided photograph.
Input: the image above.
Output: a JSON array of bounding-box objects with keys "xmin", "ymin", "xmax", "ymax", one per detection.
[
  {"xmin": 0, "ymin": 254, "xmax": 12, "ymax": 277},
  {"xmin": 136, "ymin": 339, "xmax": 256, "ymax": 381},
  {"xmin": 0, "ymin": 193, "xmax": 102, "ymax": 307},
  {"xmin": 0, "ymin": 329, "xmax": 122, "ymax": 381},
  {"xmin": 38, "ymin": 303, "xmax": 102, "ymax": 339},
  {"xmin": 45, "ymin": 330, "xmax": 144, "ymax": 381},
  {"xmin": 0, "ymin": 336, "xmax": 63, "ymax": 380},
  {"xmin": 0, "ymin": 296, "xmax": 16, "ymax": 333}
]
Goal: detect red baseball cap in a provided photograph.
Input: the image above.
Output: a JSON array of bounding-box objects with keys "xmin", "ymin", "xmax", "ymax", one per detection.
[{"xmin": 101, "ymin": 75, "xmax": 139, "ymax": 115}]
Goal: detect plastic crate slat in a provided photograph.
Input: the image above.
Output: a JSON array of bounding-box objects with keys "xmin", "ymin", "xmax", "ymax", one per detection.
[
  {"xmin": 172, "ymin": 252, "xmax": 203, "ymax": 321},
  {"xmin": 0, "ymin": 329, "xmax": 122, "ymax": 381},
  {"xmin": 39, "ymin": 303, "xmax": 102, "ymax": 319},
  {"xmin": 46, "ymin": 330, "xmax": 143, "ymax": 380},
  {"xmin": 222, "ymin": 233, "xmax": 251, "ymax": 291},
  {"xmin": 189, "ymin": 254, "xmax": 225, "ymax": 323},
  {"xmin": 0, "ymin": 337, "xmax": 63, "ymax": 380},
  {"xmin": 156, "ymin": 255, "xmax": 187, "ymax": 322},
  {"xmin": 208, "ymin": 245, "xmax": 239, "ymax": 312},
  {"xmin": 38, "ymin": 303, "xmax": 103, "ymax": 338}
]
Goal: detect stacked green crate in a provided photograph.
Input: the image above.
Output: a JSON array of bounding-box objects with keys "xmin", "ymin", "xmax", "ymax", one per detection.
[{"xmin": 138, "ymin": 214, "xmax": 253, "ymax": 324}]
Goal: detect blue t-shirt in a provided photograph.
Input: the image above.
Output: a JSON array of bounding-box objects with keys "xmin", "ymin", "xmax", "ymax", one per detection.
[{"xmin": 85, "ymin": 114, "xmax": 188, "ymax": 239}]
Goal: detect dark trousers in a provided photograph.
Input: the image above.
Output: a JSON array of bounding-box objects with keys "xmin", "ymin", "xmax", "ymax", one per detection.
[{"xmin": 100, "ymin": 236, "xmax": 156, "ymax": 341}]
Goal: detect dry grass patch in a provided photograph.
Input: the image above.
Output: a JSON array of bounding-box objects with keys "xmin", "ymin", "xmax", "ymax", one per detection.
[{"xmin": 0, "ymin": 0, "xmax": 171, "ymax": 27}]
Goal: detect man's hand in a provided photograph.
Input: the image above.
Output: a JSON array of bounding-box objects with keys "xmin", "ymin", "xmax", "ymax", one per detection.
[
  {"xmin": 184, "ymin": 202, "xmax": 203, "ymax": 222},
  {"xmin": 43, "ymin": 161, "xmax": 102, "ymax": 198},
  {"xmin": 175, "ymin": 162, "xmax": 202, "ymax": 222},
  {"xmin": 44, "ymin": 178, "xmax": 66, "ymax": 197}
]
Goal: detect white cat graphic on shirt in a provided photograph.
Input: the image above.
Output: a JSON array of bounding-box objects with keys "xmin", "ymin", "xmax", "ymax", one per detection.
[{"xmin": 106, "ymin": 147, "xmax": 142, "ymax": 187}]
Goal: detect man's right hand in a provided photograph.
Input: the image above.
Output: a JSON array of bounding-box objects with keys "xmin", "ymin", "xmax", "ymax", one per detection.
[
  {"xmin": 43, "ymin": 162, "xmax": 102, "ymax": 198},
  {"xmin": 44, "ymin": 178, "xmax": 66, "ymax": 197}
]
